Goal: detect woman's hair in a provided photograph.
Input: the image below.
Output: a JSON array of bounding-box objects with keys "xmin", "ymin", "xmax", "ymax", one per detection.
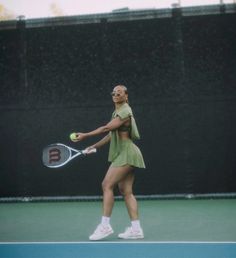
[
  {"xmin": 116, "ymin": 85, "xmax": 128, "ymax": 94},
  {"xmin": 122, "ymin": 85, "xmax": 128, "ymax": 95}
]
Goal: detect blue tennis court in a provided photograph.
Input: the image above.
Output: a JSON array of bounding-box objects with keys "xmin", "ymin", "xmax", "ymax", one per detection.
[{"xmin": 0, "ymin": 242, "xmax": 236, "ymax": 258}]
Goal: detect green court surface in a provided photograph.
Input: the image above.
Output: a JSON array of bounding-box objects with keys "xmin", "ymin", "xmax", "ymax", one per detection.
[{"xmin": 0, "ymin": 199, "xmax": 236, "ymax": 242}]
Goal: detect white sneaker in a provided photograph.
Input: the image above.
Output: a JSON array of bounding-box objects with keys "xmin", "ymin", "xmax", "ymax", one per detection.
[
  {"xmin": 118, "ymin": 227, "xmax": 144, "ymax": 239},
  {"xmin": 89, "ymin": 224, "xmax": 114, "ymax": 241}
]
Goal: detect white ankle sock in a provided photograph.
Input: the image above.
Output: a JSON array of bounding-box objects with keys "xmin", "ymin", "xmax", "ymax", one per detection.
[
  {"xmin": 101, "ymin": 216, "xmax": 110, "ymax": 226},
  {"xmin": 131, "ymin": 220, "xmax": 141, "ymax": 231}
]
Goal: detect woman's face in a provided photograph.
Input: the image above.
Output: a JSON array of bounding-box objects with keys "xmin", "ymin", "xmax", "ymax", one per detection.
[{"xmin": 111, "ymin": 86, "xmax": 128, "ymax": 104}]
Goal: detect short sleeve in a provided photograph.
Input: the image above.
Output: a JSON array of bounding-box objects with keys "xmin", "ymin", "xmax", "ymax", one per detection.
[{"xmin": 116, "ymin": 104, "xmax": 132, "ymax": 120}]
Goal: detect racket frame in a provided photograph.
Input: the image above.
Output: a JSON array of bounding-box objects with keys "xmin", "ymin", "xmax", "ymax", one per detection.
[{"xmin": 43, "ymin": 143, "xmax": 96, "ymax": 168}]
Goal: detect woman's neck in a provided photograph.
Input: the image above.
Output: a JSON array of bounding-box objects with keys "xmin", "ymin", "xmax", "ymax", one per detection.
[{"xmin": 115, "ymin": 102, "xmax": 126, "ymax": 110}]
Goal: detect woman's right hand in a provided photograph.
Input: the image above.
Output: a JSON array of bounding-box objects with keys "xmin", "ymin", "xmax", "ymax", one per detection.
[{"xmin": 85, "ymin": 145, "xmax": 97, "ymax": 154}]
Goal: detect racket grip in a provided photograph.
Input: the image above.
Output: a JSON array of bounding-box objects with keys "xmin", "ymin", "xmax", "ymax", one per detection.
[{"xmin": 83, "ymin": 148, "xmax": 97, "ymax": 155}]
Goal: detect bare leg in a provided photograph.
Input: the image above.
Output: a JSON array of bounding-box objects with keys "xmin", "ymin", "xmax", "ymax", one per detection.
[
  {"xmin": 118, "ymin": 171, "xmax": 139, "ymax": 220},
  {"xmin": 89, "ymin": 165, "xmax": 142, "ymax": 240},
  {"xmin": 102, "ymin": 165, "xmax": 133, "ymax": 217},
  {"xmin": 117, "ymin": 171, "xmax": 144, "ymax": 239}
]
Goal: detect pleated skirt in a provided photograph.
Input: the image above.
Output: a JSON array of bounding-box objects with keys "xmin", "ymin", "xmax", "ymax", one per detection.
[{"xmin": 110, "ymin": 139, "xmax": 145, "ymax": 168}]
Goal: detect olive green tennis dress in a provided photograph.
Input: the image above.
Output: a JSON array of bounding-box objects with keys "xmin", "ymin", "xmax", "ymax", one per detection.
[{"xmin": 108, "ymin": 103, "xmax": 145, "ymax": 168}]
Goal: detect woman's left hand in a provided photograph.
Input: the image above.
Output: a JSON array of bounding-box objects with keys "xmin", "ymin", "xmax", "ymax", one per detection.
[{"xmin": 75, "ymin": 132, "xmax": 87, "ymax": 142}]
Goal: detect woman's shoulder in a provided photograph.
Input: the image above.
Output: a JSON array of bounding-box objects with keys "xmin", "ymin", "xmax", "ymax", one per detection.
[
  {"xmin": 112, "ymin": 103, "xmax": 133, "ymax": 119},
  {"xmin": 118, "ymin": 103, "xmax": 132, "ymax": 114},
  {"xmin": 120, "ymin": 103, "xmax": 132, "ymax": 112}
]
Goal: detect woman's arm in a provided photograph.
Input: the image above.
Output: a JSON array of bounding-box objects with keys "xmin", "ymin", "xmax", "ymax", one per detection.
[
  {"xmin": 88, "ymin": 133, "xmax": 111, "ymax": 150},
  {"xmin": 73, "ymin": 116, "xmax": 129, "ymax": 142}
]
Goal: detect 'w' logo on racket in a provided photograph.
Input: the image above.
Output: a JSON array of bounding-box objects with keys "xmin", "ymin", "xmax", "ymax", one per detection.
[{"xmin": 49, "ymin": 148, "xmax": 61, "ymax": 163}]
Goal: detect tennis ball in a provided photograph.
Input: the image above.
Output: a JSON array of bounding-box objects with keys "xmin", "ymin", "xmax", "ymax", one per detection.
[{"xmin": 70, "ymin": 132, "xmax": 77, "ymax": 141}]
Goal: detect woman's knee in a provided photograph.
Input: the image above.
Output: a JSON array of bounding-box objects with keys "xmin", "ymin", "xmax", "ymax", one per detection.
[
  {"xmin": 102, "ymin": 178, "xmax": 113, "ymax": 192},
  {"xmin": 119, "ymin": 185, "xmax": 133, "ymax": 198}
]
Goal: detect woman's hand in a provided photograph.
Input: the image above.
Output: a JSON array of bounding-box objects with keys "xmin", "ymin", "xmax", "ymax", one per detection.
[
  {"xmin": 85, "ymin": 145, "xmax": 97, "ymax": 154},
  {"xmin": 71, "ymin": 132, "xmax": 87, "ymax": 142}
]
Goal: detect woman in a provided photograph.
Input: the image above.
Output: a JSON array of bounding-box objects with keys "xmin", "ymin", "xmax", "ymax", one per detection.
[{"xmin": 72, "ymin": 85, "xmax": 145, "ymax": 240}]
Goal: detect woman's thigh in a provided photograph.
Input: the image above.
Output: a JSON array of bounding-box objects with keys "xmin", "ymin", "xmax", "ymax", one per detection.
[
  {"xmin": 118, "ymin": 171, "xmax": 135, "ymax": 195},
  {"xmin": 102, "ymin": 165, "xmax": 134, "ymax": 188}
]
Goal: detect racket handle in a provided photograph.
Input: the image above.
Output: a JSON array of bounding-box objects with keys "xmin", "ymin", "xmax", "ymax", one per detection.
[{"xmin": 82, "ymin": 148, "xmax": 97, "ymax": 155}]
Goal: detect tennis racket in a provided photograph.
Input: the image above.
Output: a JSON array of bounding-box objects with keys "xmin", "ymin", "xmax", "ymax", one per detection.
[{"xmin": 42, "ymin": 143, "xmax": 96, "ymax": 168}]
